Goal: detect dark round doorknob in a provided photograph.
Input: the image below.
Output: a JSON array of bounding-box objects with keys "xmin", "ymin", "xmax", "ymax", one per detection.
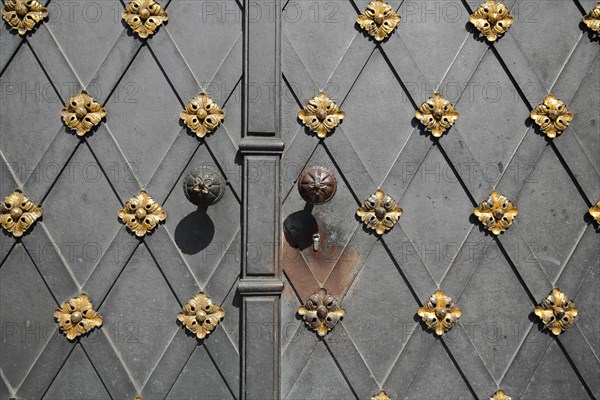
[
  {"xmin": 298, "ymin": 166, "xmax": 337, "ymax": 205},
  {"xmin": 183, "ymin": 165, "xmax": 226, "ymax": 206}
]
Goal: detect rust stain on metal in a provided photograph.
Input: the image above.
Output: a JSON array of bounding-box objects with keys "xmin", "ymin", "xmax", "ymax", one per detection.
[
  {"xmin": 282, "ymin": 216, "xmax": 361, "ymax": 300},
  {"xmin": 283, "ymin": 240, "xmax": 320, "ymax": 301},
  {"xmin": 302, "ymin": 226, "xmax": 339, "ymax": 283},
  {"xmin": 323, "ymin": 246, "xmax": 361, "ymax": 300}
]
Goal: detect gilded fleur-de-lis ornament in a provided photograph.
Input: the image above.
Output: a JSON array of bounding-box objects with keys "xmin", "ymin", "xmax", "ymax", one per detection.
[
  {"xmin": 583, "ymin": 3, "xmax": 600, "ymax": 34},
  {"xmin": 357, "ymin": 189, "xmax": 403, "ymax": 235},
  {"xmin": 54, "ymin": 293, "xmax": 103, "ymax": 340},
  {"xmin": 474, "ymin": 191, "xmax": 518, "ymax": 235},
  {"xmin": 1, "ymin": 0, "xmax": 48, "ymax": 36},
  {"xmin": 534, "ymin": 288, "xmax": 578, "ymax": 335},
  {"xmin": 298, "ymin": 288, "xmax": 345, "ymax": 337},
  {"xmin": 0, "ymin": 189, "xmax": 42, "ymax": 237},
  {"xmin": 118, "ymin": 190, "xmax": 166, "ymax": 237},
  {"xmin": 469, "ymin": 0, "xmax": 513, "ymax": 42},
  {"xmin": 417, "ymin": 290, "xmax": 462, "ymax": 336},
  {"xmin": 530, "ymin": 94, "xmax": 574, "ymax": 138},
  {"xmin": 61, "ymin": 91, "xmax": 107, "ymax": 137},
  {"xmin": 122, "ymin": 0, "xmax": 168, "ymax": 38},
  {"xmin": 415, "ymin": 92, "xmax": 459, "ymax": 137},
  {"xmin": 356, "ymin": 0, "xmax": 401, "ymax": 41},
  {"xmin": 298, "ymin": 92, "xmax": 345, "ymax": 139},
  {"xmin": 178, "ymin": 292, "xmax": 225, "ymax": 340},
  {"xmin": 180, "ymin": 92, "xmax": 225, "ymax": 138}
]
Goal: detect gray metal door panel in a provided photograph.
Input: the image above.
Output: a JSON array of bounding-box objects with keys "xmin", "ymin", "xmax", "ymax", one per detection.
[
  {"xmin": 281, "ymin": 0, "xmax": 599, "ymax": 399},
  {"xmin": 1, "ymin": 1, "xmax": 242, "ymax": 399},
  {"xmin": 1, "ymin": 0, "xmax": 599, "ymax": 398}
]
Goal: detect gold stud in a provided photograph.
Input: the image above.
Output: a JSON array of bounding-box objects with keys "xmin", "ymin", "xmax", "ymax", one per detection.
[
  {"xmin": 61, "ymin": 91, "xmax": 107, "ymax": 137},
  {"xmin": 583, "ymin": 2, "xmax": 600, "ymax": 34},
  {"xmin": 122, "ymin": 0, "xmax": 168, "ymax": 39},
  {"xmin": 490, "ymin": 390, "xmax": 512, "ymax": 400},
  {"xmin": 530, "ymin": 94, "xmax": 574, "ymax": 138},
  {"xmin": 298, "ymin": 288, "xmax": 345, "ymax": 337},
  {"xmin": 357, "ymin": 0, "xmax": 401, "ymax": 42},
  {"xmin": 534, "ymin": 288, "xmax": 578, "ymax": 335},
  {"xmin": 118, "ymin": 190, "xmax": 166, "ymax": 237},
  {"xmin": 418, "ymin": 290, "xmax": 462, "ymax": 336},
  {"xmin": 178, "ymin": 292, "xmax": 225, "ymax": 340},
  {"xmin": 298, "ymin": 92, "xmax": 344, "ymax": 139},
  {"xmin": 54, "ymin": 293, "xmax": 103, "ymax": 340},
  {"xmin": 474, "ymin": 191, "xmax": 518, "ymax": 235},
  {"xmin": 357, "ymin": 189, "xmax": 403, "ymax": 235},
  {"xmin": 0, "ymin": 189, "xmax": 42, "ymax": 237},
  {"xmin": 371, "ymin": 391, "xmax": 391, "ymax": 400},
  {"xmin": 589, "ymin": 200, "xmax": 600, "ymax": 224},
  {"xmin": 180, "ymin": 92, "xmax": 225, "ymax": 138},
  {"xmin": 469, "ymin": 0, "xmax": 514, "ymax": 42},
  {"xmin": 1, "ymin": 0, "xmax": 48, "ymax": 36},
  {"xmin": 415, "ymin": 92, "xmax": 459, "ymax": 138}
]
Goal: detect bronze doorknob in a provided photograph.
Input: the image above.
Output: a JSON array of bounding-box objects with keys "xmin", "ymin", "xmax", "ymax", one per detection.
[
  {"xmin": 183, "ymin": 165, "xmax": 226, "ymax": 206},
  {"xmin": 298, "ymin": 166, "xmax": 337, "ymax": 205}
]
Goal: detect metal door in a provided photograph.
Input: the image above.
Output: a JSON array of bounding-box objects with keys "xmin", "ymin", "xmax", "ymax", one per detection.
[
  {"xmin": 1, "ymin": 0, "xmax": 242, "ymax": 399},
  {"xmin": 280, "ymin": 0, "xmax": 600, "ymax": 399},
  {"xmin": 1, "ymin": 0, "xmax": 599, "ymax": 399}
]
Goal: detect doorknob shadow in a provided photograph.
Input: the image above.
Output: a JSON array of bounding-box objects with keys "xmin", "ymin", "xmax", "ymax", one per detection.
[
  {"xmin": 283, "ymin": 205, "xmax": 318, "ymax": 251},
  {"xmin": 174, "ymin": 206, "xmax": 215, "ymax": 255}
]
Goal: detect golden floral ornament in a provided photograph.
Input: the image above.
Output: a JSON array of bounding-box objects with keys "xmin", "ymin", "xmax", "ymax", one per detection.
[
  {"xmin": 415, "ymin": 92, "xmax": 459, "ymax": 137},
  {"xmin": 589, "ymin": 200, "xmax": 600, "ymax": 224},
  {"xmin": 54, "ymin": 293, "xmax": 103, "ymax": 340},
  {"xmin": 534, "ymin": 288, "xmax": 578, "ymax": 335},
  {"xmin": 180, "ymin": 92, "xmax": 225, "ymax": 138},
  {"xmin": 298, "ymin": 92, "xmax": 345, "ymax": 139},
  {"xmin": 417, "ymin": 290, "xmax": 462, "ymax": 336},
  {"xmin": 371, "ymin": 391, "xmax": 390, "ymax": 400},
  {"xmin": 357, "ymin": 189, "xmax": 403, "ymax": 235},
  {"xmin": 0, "ymin": 189, "xmax": 42, "ymax": 237},
  {"xmin": 122, "ymin": 0, "xmax": 168, "ymax": 39},
  {"xmin": 357, "ymin": 0, "xmax": 401, "ymax": 42},
  {"xmin": 298, "ymin": 288, "xmax": 345, "ymax": 337},
  {"xmin": 474, "ymin": 191, "xmax": 518, "ymax": 235},
  {"xmin": 583, "ymin": 3, "xmax": 600, "ymax": 34},
  {"xmin": 118, "ymin": 190, "xmax": 166, "ymax": 237},
  {"xmin": 490, "ymin": 390, "xmax": 512, "ymax": 400},
  {"xmin": 178, "ymin": 292, "xmax": 225, "ymax": 339},
  {"xmin": 61, "ymin": 90, "xmax": 107, "ymax": 137},
  {"xmin": 530, "ymin": 94, "xmax": 574, "ymax": 138},
  {"xmin": 1, "ymin": 0, "xmax": 48, "ymax": 36},
  {"xmin": 469, "ymin": 0, "xmax": 513, "ymax": 42}
]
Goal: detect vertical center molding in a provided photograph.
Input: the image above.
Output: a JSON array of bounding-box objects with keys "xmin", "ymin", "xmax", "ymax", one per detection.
[
  {"xmin": 245, "ymin": 0, "xmax": 281, "ymax": 136},
  {"xmin": 239, "ymin": 0, "xmax": 284, "ymax": 398}
]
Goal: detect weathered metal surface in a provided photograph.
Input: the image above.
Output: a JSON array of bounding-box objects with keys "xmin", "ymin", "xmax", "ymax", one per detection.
[
  {"xmin": 0, "ymin": 0, "xmax": 599, "ymax": 399},
  {"xmin": 280, "ymin": 0, "xmax": 600, "ymax": 399},
  {"xmin": 0, "ymin": 0, "xmax": 242, "ymax": 398}
]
